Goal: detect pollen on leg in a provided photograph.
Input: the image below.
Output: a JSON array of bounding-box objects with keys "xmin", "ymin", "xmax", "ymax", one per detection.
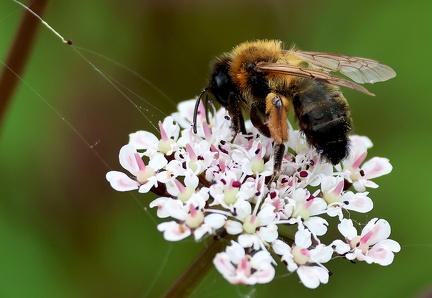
[{"xmin": 266, "ymin": 93, "xmax": 290, "ymax": 143}]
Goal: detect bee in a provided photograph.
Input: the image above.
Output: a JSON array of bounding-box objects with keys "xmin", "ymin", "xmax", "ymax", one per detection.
[{"xmin": 192, "ymin": 40, "xmax": 395, "ymax": 177}]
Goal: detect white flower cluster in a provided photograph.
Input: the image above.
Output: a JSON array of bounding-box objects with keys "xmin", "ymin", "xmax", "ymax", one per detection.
[{"xmin": 106, "ymin": 99, "xmax": 400, "ymax": 289}]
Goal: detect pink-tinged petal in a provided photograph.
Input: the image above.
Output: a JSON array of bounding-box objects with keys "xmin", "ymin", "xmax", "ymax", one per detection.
[
  {"xmin": 352, "ymin": 151, "xmax": 368, "ymax": 169},
  {"xmin": 297, "ymin": 265, "xmax": 329, "ymax": 289},
  {"xmin": 185, "ymin": 143, "xmax": 197, "ymax": 161},
  {"xmin": 334, "ymin": 180, "xmax": 344, "ymax": 196},
  {"xmin": 361, "ymin": 218, "xmax": 391, "ymax": 245},
  {"xmin": 250, "ymin": 252, "xmax": 275, "ymax": 284},
  {"xmin": 368, "ymin": 240, "xmax": 400, "ymax": 266},
  {"xmin": 252, "ymin": 263, "xmax": 275, "ymax": 284},
  {"xmin": 343, "ymin": 192, "xmax": 373, "ymax": 213},
  {"xmin": 202, "ymin": 121, "xmax": 212, "ymax": 140},
  {"xmin": 213, "ymin": 253, "xmax": 237, "ymax": 279},
  {"xmin": 158, "ymin": 120, "xmax": 169, "ymax": 141},
  {"xmin": 149, "ymin": 197, "xmax": 171, "ymax": 218},
  {"xmin": 128, "ymin": 131, "xmax": 159, "ymax": 150},
  {"xmin": 118, "ymin": 145, "xmax": 144, "ymax": 175},
  {"xmin": 106, "ymin": 171, "xmax": 138, "ymax": 191},
  {"xmin": 157, "ymin": 221, "xmax": 191, "ymax": 241},
  {"xmin": 362, "ymin": 157, "xmax": 392, "ymax": 179}
]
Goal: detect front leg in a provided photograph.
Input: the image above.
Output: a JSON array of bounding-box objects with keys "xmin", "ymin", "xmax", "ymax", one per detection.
[
  {"xmin": 226, "ymin": 94, "xmax": 247, "ymax": 138},
  {"xmin": 250, "ymin": 101, "xmax": 271, "ymax": 137},
  {"xmin": 271, "ymin": 143, "xmax": 286, "ymax": 181},
  {"xmin": 265, "ymin": 93, "xmax": 290, "ymax": 180}
]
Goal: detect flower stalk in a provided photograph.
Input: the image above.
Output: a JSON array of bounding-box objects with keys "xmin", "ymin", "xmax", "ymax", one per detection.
[
  {"xmin": 0, "ymin": 0, "xmax": 49, "ymax": 128},
  {"xmin": 163, "ymin": 235, "xmax": 231, "ymax": 298}
]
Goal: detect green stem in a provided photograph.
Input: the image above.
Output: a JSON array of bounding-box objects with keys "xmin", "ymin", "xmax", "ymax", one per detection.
[
  {"xmin": 163, "ymin": 236, "xmax": 228, "ymax": 298},
  {"xmin": 0, "ymin": 0, "xmax": 49, "ymax": 129}
]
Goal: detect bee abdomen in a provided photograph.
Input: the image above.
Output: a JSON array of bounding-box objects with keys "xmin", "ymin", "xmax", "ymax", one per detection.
[{"xmin": 292, "ymin": 79, "xmax": 352, "ymax": 165}]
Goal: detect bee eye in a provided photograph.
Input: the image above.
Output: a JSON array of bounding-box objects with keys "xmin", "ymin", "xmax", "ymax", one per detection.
[{"xmin": 247, "ymin": 63, "xmax": 256, "ymax": 71}]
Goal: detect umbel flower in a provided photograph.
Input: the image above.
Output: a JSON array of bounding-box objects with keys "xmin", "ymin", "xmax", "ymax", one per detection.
[{"xmin": 106, "ymin": 99, "xmax": 400, "ymax": 289}]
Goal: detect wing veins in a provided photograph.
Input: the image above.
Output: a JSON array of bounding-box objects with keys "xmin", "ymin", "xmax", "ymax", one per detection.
[{"xmin": 257, "ymin": 62, "xmax": 375, "ymax": 96}]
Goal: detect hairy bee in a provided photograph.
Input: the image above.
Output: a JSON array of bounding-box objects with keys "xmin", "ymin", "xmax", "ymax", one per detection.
[{"xmin": 193, "ymin": 40, "xmax": 395, "ymax": 176}]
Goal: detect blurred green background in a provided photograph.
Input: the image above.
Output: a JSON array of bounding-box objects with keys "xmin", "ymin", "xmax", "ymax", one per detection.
[{"xmin": 0, "ymin": 0, "xmax": 430, "ymax": 297}]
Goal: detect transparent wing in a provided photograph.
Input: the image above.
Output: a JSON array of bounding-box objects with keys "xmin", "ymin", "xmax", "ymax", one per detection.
[
  {"xmin": 257, "ymin": 62, "xmax": 375, "ymax": 96},
  {"xmin": 284, "ymin": 50, "xmax": 396, "ymax": 84}
]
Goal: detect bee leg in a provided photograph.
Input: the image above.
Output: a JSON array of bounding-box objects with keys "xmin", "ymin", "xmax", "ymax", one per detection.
[
  {"xmin": 270, "ymin": 143, "xmax": 285, "ymax": 182},
  {"xmin": 226, "ymin": 95, "xmax": 247, "ymax": 141},
  {"xmin": 265, "ymin": 93, "xmax": 290, "ymax": 181},
  {"xmin": 250, "ymin": 102, "xmax": 271, "ymax": 137}
]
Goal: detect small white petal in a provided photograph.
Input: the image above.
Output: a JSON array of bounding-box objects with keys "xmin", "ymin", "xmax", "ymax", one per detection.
[
  {"xmin": 310, "ymin": 244, "xmax": 333, "ymax": 263},
  {"xmin": 148, "ymin": 153, "xmax": 168, "ymax": 170},
  {"xmin": 226, "ymin": 241, "xmax": 245, "ymax": 264},
  {"xmin": 234, "ymin": 201, "xmax": 252, "ymax": 221},
  {"xmin": 106, "ymin": 171, "xmax": 138, "ymax": 192},
  {"xmin": 297, "ymin": 265, "xmax": 329, "ymax": 289},
  {"xmin": 259, "ymin": 224, "xmax": 278, "ymax": 243},
  {"xmin": 157, "ymin": 221, "xmax": 191, "ymax": 241},
  {"xmin": 238, "ymin": 234, "xmax": 256, "ymax": 249},
  {"xmin": 193, "ymin": 225, "xmax": 211, "ymax": 240},
  {"xmin": 164, "ymin": 199, "xmax": 186, "ymax": 221},
  {"xmin": 272, "ymin": 239, "xmax": 291, "ymax": 256},
  {"xmin": 257, "ymin": 205, "xmax": 276, "ymax": 226},
  {"xmin": 295, "ymin": 228, "xmax": 312, "ymax": 248},
  {"xmin": 338, "ymin": 219, "xmax": 357, "ymax": 239},
  {"xmin": 226, "ymin": 220, "xmax": 243, "ymax": 235},
  {"xmin": 129, "ymin": 131, "xmax": 159, "ymax": 150},
  {"xmin": 331, "ymin": 239, "xmax": 351, "ymax": 254},
  {"xmin": 304, "ymin": 217, "xmax": 328, "ymax": 236},
  {"xmin": 138, "ymin": 177, "xmax": 157, "ymax": 193},
  {"xmin": 204, "ymin": 213, "xmax": 227, "ymax": 229}
]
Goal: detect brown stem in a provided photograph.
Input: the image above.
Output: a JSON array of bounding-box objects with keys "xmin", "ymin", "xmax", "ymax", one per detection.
[
  {"xmin": 0, "ymin": 0, "xmax": 49, "ymax": 128},
  {"xmin": 163, "ymin": 236, "xmax": 229, "ymax": 298}
]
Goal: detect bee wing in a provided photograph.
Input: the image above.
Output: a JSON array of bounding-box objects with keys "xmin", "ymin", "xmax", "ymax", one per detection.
[
  {"xmin": 257, "ymin": 62, "xmax": 375, "ymax": 96},
  {"xmin": 286, "ymin": 51, "xmax": 396, "ymax": 84}
]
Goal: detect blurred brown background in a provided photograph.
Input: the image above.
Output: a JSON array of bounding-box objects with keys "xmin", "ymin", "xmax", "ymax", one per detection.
[{"xmin": 0, "ymin": 0, "xmax": 430, "ymax": 297}]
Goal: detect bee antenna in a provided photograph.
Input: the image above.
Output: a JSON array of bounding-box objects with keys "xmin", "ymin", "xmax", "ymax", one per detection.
[{"xmin": 192, "ymin": 88, "xmax": 208, "ymax": 134}]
